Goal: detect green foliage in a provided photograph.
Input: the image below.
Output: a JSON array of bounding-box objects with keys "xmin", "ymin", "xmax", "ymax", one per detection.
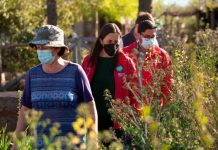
[
  {"xmin": 0, "ymin": 126, "xmax": 11, "ymax": 150},
  {"xmin": 2, "ymin": 48, "xmax": 38, "ymax": 73},
  {"xmin": 73, "ymin": 0, "xmax": 137, "ymax": 24},
  {"xmin": 106, "ymin": 29, "xmax": 218, "ymax": 149},
  {"xmin": 0, "ymin": 0, "xmax": 45, "ymax": 44},
  {"xmin": 73, "ymin": 0, "xmax": 101, "ymax": 21},
  {"xmin": 99, "ymin": 0, "xmax": 138, "ymax": 22},
  {"xmin": 191, "ymin": 0, "xmax": 218, "ymax": 10},
  {"xmin": 0, "ymin": 0, "xmax": 138, "ymax": 77},
  {"xmin": 0, "ymin": 0, "xmax": 44, "ymax": 75},
  {"xmin": 56, "ymin": 0, "xmax": 76, "ymax": 35},
  {"xmin": 7, "ymin": 103, "xmax": 119, "ymax": 149},
  {"xmin": 8, "ymin": 105, "xmax": 91, "ymax": 149},
  {"xmin": 152, "ymin": 0, "xmax": 165, "ymax": 18}
]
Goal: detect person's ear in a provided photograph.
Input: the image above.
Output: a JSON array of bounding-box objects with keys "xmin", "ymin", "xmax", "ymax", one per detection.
[{"xmin": 51, "ymin": 47, "xmax": 60, "ymax": 55}]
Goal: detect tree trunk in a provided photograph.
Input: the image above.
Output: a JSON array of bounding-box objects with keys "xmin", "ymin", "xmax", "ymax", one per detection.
[
  {"xmin": 47, "ymin": 0, "xmax": 57, "ymax": 25},
  {"xmin": 138, "ymin": 0, "xmax": 152, "ymax": 13},
  {"xmin": 210, "ymin": 9, "xmax": 215, "ymax": 29},
  {"xmin": 95, "ymin": 10, "xmax": 99, "ymax": 37},
  {"xmin": 0, "ymin": 49, "xmax": 2, "ymax": 86}
]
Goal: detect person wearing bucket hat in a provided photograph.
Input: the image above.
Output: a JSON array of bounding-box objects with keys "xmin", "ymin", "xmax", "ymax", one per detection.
[
  {"xmin": 29, "ymin": 25, "xmax": 69, "ymax": 64},
  {"xmin": 12, "ymin": 25, "xmax": 98, "ymax": 149}
]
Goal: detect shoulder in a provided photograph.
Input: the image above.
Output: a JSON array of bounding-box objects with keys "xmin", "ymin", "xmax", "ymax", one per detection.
[
  {"xmin": 118, "ymin": 51, "xmax": 136, "ymax": 70},
  {"xmin": 82, "ymin": 55, "xmax": 90, "ymax": 64},
  {"xmin": 83, "ymin": 54, "xmax": 90, "ymax": 60},
  {"xmin": 154, "ymin": 46, "xmax": 172, "ymax": 65},
  {"xmin": 122, "ymin": 32, "xmax": 131, "ymax": 41},
  {"xmin": 123, "ymin": 42, "xmax": 137, "ymax": 53},
  {"xmin": 122, "ymin": 29, "xmax": 135, "ymax": 47},
  {"xmin": 158, "ymin": 47, "xmax": 171, "ymax": 60},
  {"xmin": 119, "ymin": 50, "xmax": 131, "ymax": 60},
  {"xmin": 28, "ymin": 64, "xmax": 42, "ymax": 75},
  {"xmin": 82, "ymin": 54, "xmax": 91, "ymax": 68},
  {"xmin": 67, "ymin": 61, "xmax": 83, "ymax": 72}
]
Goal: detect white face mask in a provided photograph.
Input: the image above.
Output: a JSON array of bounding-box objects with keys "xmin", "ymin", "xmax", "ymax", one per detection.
[
  {"xmin": 141, "ymin": 38, "xmax": 158, "ymax": 49},
  {"xmin": 154, "ymin": 38, "xmax": 159, "ymax": 47}
]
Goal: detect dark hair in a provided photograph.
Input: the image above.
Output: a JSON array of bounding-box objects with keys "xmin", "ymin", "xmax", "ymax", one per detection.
[
  {"xmin": 138, "ymin": 20, "xmax": 157, "ymax": 34},
  {"xmin": 57, "ymin": 47, "xmax": 65, "ymax": 56},
  {"xmin": 135, "ymin": 12, "xmax": 155, "ymax": 24},
  {"xmin": 88, "ymin": 23, "xmax": 121, "ymax": 66},
  {"xmin": 32, "ymin": 45, "xmax": 65, "ymax": 56}
]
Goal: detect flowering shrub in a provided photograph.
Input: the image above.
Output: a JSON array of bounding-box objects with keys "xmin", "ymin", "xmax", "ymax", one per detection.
[
  {"xmin": 0, "ymin": 29, "xmax": 217, "ymax": 150},
  {"xmin": 105, "ymin": 29, "xmax": 218, "ymax": 149}
]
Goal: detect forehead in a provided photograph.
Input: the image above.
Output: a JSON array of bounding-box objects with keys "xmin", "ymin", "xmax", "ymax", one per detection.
[
  {"xmin": 141, "ymin": 29, "xmax": 156, "ymax": 35},
  {"xmin": 35, "ymin": 45, "xmax": 54, "ymax": 49},
  {"xmin": 103, "ymin": 33, "xmax": 120, "ymax": 41}
]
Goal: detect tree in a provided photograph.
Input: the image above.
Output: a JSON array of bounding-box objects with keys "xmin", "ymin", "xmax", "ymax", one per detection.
[
  {"xmin": 47, "ymin": 0, "xmax": 57, "ymax": 25},
  {"xmin": 138, "ymin": 0, "xmax": 152, "ymax": 13}
]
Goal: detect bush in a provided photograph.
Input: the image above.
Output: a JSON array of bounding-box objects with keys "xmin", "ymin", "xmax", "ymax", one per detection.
[{"xmin": 106, "ymin": 29, "xmax": 218, "ymax": 149}]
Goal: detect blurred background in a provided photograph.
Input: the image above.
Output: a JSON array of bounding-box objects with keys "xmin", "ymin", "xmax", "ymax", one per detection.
[
  {"xmin": 0, "ymin": 2, "xmax": 218, "ymax": 146},
  {"xmin": 0, "ymin": 0, "xmax": 218, "ymax": 91}
]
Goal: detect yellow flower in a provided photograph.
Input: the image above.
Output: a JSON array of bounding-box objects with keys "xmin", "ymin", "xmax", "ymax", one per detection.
[
  {"xmin": 71, "ymin": 135, "xmax": 80, "ymax": 145},
  {"xmin": 140, "ymin": 105, "xmax": 151, "ymax": 121},
  {"xmin": 72, "ymin": 118, "xmax": 87, "ymax": 135},
  {"xmin": 88, "ymin": 130, "xmax": 97, "ymax": 139},
  {"xmin": 85, "ymin": 116, "xmax": 93, "ymax": 129}
]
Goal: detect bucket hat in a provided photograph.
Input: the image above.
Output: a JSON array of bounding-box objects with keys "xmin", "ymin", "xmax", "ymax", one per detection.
[{"xmin": 29, "ymin": 25, "xmax": 69, "ymax": 52}]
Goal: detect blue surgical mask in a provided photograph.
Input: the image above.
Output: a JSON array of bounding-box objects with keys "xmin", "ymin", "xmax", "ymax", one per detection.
[
  {"xmin": 141, "ymin": 38, "xmax": 158, "ymax": 49},
  {"xmin": 37, "ymin": 50, "xmax": 55, "ymax": 64}
]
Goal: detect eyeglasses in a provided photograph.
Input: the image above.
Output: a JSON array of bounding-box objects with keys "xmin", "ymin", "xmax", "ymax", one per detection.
[{"xmin": 140, "ymin": 33, "xmax": 156, "ymax": 39}]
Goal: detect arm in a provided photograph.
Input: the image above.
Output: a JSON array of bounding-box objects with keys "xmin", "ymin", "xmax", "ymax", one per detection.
[
  {"xmin": 11, "ymin": 106, "xmax": 30, "ymax": 150},
  {"xmin": 86, "ymin": 100, "xmax": 98, "ymax": 134},
  {"xmin": 11, "ymin": 71, "xmax": 32, "ymax": 150},
  {"xmin": 82, "ymin": 100, "xmax": 98, "ymax": 150},
  {"xmin": 76, "ymin": 65, "xmax": 98, "ymax": 132},
  {"xmin": 14, "ymin": 106, "xmax": 30, "ymax": 134},
  {"xmin": 76, "ymin": 64, "xmax": 98, "ymax": 148}
]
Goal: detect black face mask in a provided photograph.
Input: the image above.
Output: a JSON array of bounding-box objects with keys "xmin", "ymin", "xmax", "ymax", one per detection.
[{"xmin": 103, "ymin": 43, "xmax": 119, "ymax": 56}]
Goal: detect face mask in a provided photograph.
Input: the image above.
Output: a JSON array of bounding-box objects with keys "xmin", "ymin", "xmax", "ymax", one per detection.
[
  {"xmin": 37, "ymin": 50, "xmax": 55, "ymax": 64},
  {"xmin": 103, "ymin": 43, "xmax": 119, "ymax": 56},
  {"xmin": 141, "ymin": 38, "xmax": 157, "ymax": 49},
  {"xmin": 154, "ymin": 38, "xmax": 159, "ymax": 47}
]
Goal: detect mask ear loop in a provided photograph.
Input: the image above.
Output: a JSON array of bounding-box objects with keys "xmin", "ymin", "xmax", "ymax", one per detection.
[
  {"xmin": 137, "ymin": 35, "xmax": 143, "ymax": 53},
  {"xmin": 50, "ymin": 47, "xmax": 60, "ymax": 60}
]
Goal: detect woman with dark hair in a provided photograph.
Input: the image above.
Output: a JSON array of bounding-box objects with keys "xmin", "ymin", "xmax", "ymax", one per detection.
[{"xmin": 82, "ymin": 23, "xmax": 137, "ymax": 134}]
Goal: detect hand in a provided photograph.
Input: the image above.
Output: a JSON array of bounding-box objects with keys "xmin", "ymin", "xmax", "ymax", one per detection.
[{"xmin": 10, "ymin": 143, "xmax": 17, "ymax": 150}]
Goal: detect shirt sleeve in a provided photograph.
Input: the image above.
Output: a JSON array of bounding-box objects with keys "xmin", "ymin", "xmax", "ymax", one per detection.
[
  {"xmin": 21, "ymin": 71, "xmax": 32, "ymax": 108},
  {"xmin": 76, "ymin": 65, "xmax": 94, "ymax": 103}
]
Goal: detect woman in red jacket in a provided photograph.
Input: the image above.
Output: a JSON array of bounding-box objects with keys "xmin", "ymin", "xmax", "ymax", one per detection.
[{"xmin": 82, "ymin": 23, "xmax": 136, "ymax": 134}]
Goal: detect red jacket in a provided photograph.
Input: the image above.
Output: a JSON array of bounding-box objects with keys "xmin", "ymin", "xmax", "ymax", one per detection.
[
  {"xmin": 82, "ymin": 51, "xmax": 137, "ymax": 128},
  {"xmin": 123, "ymin": 42, "xmax": 173, "ymax": 107}
]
